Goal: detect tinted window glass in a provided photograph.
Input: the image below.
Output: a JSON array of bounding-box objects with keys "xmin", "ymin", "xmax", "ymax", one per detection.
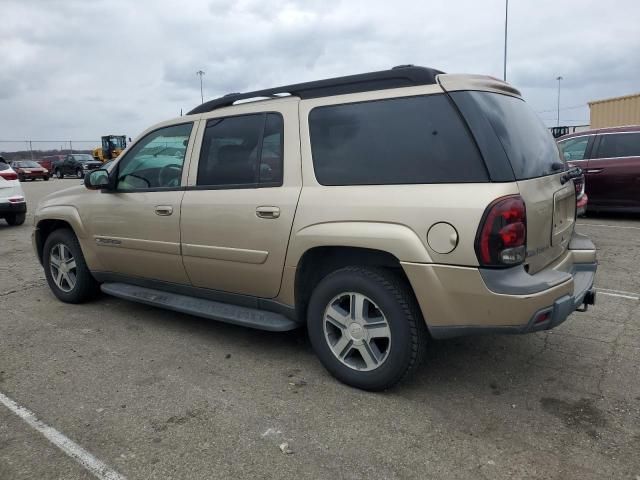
[
  {"xmin": 197, "ymin": 113, "xmax": 283, "ymax": 186},
  {"xmin": 458, "ymin": 92, "xmax": 561, "ymax": 180},
  {"xmin": 117, "ymin": 123, "xmax": 193, "ymax": 190},
  {"xmin": 309, "ymin": 94, "xmax": 487, "ymax": 186},
  {"xmin": 595, "ymin": 132, "xmax": 640, "ymax": 158},
  {"xmin": 558, "ymin": 136, "xmax": 590, "ymax": 161}
]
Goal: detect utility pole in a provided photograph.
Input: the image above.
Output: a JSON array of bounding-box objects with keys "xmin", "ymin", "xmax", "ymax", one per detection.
[
  {"xmin": 196, "ymin": 70, "xmax": 205, "ymax": 104},
  {"xmin": 29, "ymin": 140, "xmax": 34, "ymax": 161},
  {"xmin": 556, "ymin": 76, "xmax": 563, "ymax": 126},
  {"xmin": 503, "ymin": 0, "xmax": 508, "ymax": 81}
]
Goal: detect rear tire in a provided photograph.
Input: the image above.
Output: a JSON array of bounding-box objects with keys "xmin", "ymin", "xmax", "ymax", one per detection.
[
  {"xmin": 56, "ymin": 169, "xmax": 64, "ymax": 179},
  {"xmin": 43, "ymin": 229, "xmax": 99, "ymax": 303},
  {"xmin": 4, "ymin": 213, "xmax": 26, "ymax": 226},
  {"xmin": 307, "ymin": 266, "xmax": 428, "ymax": 391}
]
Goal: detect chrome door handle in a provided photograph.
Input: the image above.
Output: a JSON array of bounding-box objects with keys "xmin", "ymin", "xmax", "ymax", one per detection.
[
  {"xmin": 155, "ymin": 205, "xmax": 173, "ymax": 216},
  {"xmin": 584, "ymin": 168, "xmax": 603, "ymax": 174},
  {"xmin": 256, "ymin": 206, "xmax": 280, "ymax": 219}
]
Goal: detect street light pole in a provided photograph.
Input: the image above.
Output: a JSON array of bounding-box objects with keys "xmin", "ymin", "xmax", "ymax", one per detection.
[
  {"xmin": 556, "ymin": 76, "xmax": 563, "ymax": 126},
  {"xmin": 196, "ymin": 70, "xmax": 205, "ymax": 104},
  {"xmin": 503, "ymin": 0, "xmax": 508, "ymax": 81}
]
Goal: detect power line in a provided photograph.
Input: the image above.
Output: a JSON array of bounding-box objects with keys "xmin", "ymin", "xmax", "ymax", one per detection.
[{"xmin": 536, "ymin": 103, "xmax": 587, "ymax": 114}]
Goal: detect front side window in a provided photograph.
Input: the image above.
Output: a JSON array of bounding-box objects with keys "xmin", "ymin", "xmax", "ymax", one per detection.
[
  {"xmin": 558, "ymin": 136, "xmax": 590, "ymax": 161},
  {"xmin": 308, "ymin": 94, "xmax": 487, "ymax": 186},
  {"xmin": 595, "ymin": 132, "xmax": 640, "ymax": 158},
  {"xmin": 197, "ymin": 113, "xmax": 283, "ymax": 187},
  {"xmin": 116, "ymin": 123, "xmax": 193, "ymax": 191}
]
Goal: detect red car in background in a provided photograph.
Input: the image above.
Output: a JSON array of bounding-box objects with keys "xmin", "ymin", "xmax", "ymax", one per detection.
[
  {"xmin": 558, "ymin": 125, "xmax": 640, "ymax": 213},
  {"xmin": 37, "ymin": 154, "xmax": 65, "ymax": 172},
  {"xmin": 10, "ymin": 160, "xmax": 50, "ymax": 181}
]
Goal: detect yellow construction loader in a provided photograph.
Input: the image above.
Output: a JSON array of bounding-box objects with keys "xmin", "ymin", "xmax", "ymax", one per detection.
[{"xmin": 93, "ymin": 135, "xmax": 127, "ymax": 162}]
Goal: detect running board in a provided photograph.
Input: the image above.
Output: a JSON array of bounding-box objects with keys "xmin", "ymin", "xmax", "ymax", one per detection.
[{"xmin": 100, "ymin": 282, "xmax": 299, "ymax": 332}]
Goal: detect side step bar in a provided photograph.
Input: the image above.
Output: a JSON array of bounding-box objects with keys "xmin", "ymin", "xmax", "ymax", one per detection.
[{"xmin": 101, "ymin": 282, "xmax": 299, "ymax": 332}]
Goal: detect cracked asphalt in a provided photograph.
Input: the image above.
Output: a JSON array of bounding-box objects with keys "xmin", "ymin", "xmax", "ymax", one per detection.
[{"xmin": 1, "ymin": 179, "xmax": 639, "ymax": 479}]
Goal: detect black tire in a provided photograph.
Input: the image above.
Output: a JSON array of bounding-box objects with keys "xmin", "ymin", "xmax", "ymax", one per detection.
[
  {"xmin": 43, "ymin": 229, "xmax": 99, "ymax": 303},
  {"xmin": 43, "ymin": 175, "xmax": 49, "ymax": 181},
  {"xmin": 4, "ymin": 213, "xmax": 26, "ymax": 226},
  {"xmin": 18, "ymin": 174, "xmax": 25, "ymax": 182},
  {"xmin": 76, "ymin": 168, "xmax": 84, "ymax": 179},
  {"xmin": 56, "ymin": 169, "xmax": 64, "ymax": 179},
  {"xmin": 307, "ymin": 266, "xmax": 428, "ymax": 391}
]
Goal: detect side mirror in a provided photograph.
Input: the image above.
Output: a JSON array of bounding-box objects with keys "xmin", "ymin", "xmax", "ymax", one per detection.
[{"xmin": 84, "ymin": 168, "xmax": 110, "ymax": 190}]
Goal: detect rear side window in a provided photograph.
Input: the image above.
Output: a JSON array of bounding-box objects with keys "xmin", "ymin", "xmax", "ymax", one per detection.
[
  {"xmin": 197, "ymin": 113, "xmax": 283, "ymax": 187},
  {"xmin": 595, "ymin": 132, "xmax": 640, "ymax": 158},
  {"xmin": 308, "ymin": 94, "xmax": 487, "ymax": 185},
  {"xmin": 451, "ymin": 91, "xmax": 561, "ymax": 180},
  {"xmin": 558, "ymin": 136, "xmax": 590, "ymax": 161}
]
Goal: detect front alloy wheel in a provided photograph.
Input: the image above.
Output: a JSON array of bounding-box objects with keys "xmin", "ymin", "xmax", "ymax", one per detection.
[
  {"xmin": 49, "ymin": 243, "xmax": 77, "ymax": 292},
  {"xmin": 323, "ymin": 292, "xmax": 391, "ymax": 371}
]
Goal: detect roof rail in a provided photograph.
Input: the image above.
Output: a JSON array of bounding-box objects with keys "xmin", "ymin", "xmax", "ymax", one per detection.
[{"xmin": 188, "ymin": 65, "xmax": 444, "ymax": 115}]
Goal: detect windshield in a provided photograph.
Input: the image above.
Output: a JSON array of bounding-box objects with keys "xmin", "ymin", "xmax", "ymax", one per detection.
[
  {"xmin": 19, "ymin": 161, "xmax": 41, "ymax": 168},
  {"xmin": 73, "ymin": 154, "xmax": 94, "ymax": 162},
  {"xmin": 457, "ymin": 92, "xmax": 562, "ymax": 180}
]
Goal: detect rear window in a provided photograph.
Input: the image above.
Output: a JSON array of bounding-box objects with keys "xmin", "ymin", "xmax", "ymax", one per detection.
[
  {"xmin": 308, "ymin": 94, "xmax": 488, "ymax": 186},
  {"xmin": 595, "ymin": 132, "xmax": 640, "ymax": 158},
  {"xmin": 454, "ymin": 91, "xmax": 561, "ymax": 180}
]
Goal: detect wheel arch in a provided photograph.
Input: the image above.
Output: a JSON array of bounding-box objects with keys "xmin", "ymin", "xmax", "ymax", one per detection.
[
  {"xmin": 35, "ymin": 207, "xmax": 87, "ymax": 265},
  {"xmin": 293, "ymin": 245, "xmax": 416, "ymax": 325}
]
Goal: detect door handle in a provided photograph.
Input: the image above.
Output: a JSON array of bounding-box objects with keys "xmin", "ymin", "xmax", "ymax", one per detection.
[
  {"xmin": 256, "ymin": 206, "xmax": 280, "ymax": 219},
  {"xmin": 584, "ymin": 168, "xmax": 603, "ymax": 174},
  {"xmin": 154, "ymin": 205, "xmax": 173, "ymax": 216}
]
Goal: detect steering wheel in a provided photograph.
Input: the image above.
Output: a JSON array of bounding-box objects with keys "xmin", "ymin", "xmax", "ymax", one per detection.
[{"xmin": 158, "ymin": 164, "xmax": 182, "ymax": 187}]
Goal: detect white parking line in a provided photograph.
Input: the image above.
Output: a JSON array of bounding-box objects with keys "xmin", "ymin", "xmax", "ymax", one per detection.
[
  {"xmin": 0, "ymin": 391, "xmax": 126, "ymax": 480},
  {"xmin": 597, "ymin": 288, "xmax": 640, "ymax": 301},
  {"xmin": 576, "ymin": 223, "xmax": 640, "ymax": 231}
]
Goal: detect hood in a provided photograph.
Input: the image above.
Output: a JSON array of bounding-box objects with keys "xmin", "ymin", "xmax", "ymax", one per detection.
[{"xmin": 38, "ymin": 184, "xmax": 87, "ymax": 209}]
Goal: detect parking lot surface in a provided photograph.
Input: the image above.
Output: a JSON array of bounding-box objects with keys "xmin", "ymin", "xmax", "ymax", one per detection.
[{"xmin": 1, "ymin": 179, "xmax": 639, "ymax": 479}]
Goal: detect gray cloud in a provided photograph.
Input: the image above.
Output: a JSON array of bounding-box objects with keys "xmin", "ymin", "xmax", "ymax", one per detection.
[{"xmin": 1, "ymin": 0, "xmax": 639, "ymax": 148}]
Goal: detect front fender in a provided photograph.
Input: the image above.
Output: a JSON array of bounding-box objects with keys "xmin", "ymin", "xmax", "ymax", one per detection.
[{"xmin": 285, "ymin": 221, "xmax": 433, "ymax": 267}]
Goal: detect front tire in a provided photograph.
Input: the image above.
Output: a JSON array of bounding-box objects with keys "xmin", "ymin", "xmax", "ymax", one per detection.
[
  {"xmin": 56, "ymin": 169, "xmax": 64, "ymax": 179},
  {"xmin": 76, "ymin": 168, "xmax": 84, "ymax": 179},
  {"xmin": 4, "ymin": 213, "xmax": 26, "ymax": 226},
  {"xmin": 307, "ymin": 266, "xmax": 428, "ymax": 391},
  {"xmin": 43, "ymin": 175, "xmax": 49, "ymax": 181},
  {"xmin": 43, "ymin": 229, "xmax": 99, "ymax": 303}
]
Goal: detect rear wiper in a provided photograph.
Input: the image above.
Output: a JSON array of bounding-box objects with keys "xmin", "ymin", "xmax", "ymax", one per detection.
[{"xmin": 560, "ymin": 166, "xmax": 582, "ymax": 185}]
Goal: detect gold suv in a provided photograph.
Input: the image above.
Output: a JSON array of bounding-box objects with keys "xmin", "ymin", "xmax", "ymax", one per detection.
[{"xmin": 33, "ymin": 66, "xmax": 597, "ymax": 390}]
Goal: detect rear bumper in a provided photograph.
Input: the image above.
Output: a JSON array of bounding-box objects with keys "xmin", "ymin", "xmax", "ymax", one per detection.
[
  {"xmin": 0, "ymin": 201, "xmax": 27, "ymax": 215},
  {"xmin": 401, "ymin": 232, "xmax": 597, "ymax": 339}
]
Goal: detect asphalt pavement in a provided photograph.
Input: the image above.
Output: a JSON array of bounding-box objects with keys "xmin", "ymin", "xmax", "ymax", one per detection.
[{"xmin": 1, "ymin": 179, "xmax": 639, "ymax": 479}]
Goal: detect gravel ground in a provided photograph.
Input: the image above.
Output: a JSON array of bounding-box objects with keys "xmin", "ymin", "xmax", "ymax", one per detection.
[{"xmin": 1, "ymin": 179, "xmax": 639, "ymax": 479}]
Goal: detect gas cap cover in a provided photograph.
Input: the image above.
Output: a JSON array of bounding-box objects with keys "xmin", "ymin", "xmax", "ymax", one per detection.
[{"xmin": 427, "ymin": 222, "xmax": 459, "ymax": 254}]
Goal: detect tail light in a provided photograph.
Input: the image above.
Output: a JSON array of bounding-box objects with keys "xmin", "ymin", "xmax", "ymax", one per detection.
[
  {"xmin": 573, "ymin": 175, "xmax": 585, "ymax": 198},
  {"xmin": 475, "ymin": 195, "xmax": 526, "ymax": 267},
  {"xmin": 0, "ymin": 171, "xmax": 18, "ymax": 181}
]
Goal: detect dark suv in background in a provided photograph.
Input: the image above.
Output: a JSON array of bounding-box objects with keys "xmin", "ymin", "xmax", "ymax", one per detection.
[
  {"xmin": 558, "ymin": 125, "xmax": 640, "ymax": 213},
  {"xmin": 54, "ymin": 154, "xmax": 103, "ymax": 179}
]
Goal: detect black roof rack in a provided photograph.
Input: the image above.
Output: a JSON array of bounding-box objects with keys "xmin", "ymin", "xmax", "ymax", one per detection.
[{"xmin": 188, "ymin": 65, "xmax": 444, "ymax": 115}]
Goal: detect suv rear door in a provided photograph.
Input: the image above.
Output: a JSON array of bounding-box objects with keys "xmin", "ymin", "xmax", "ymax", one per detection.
[
  {"xmin": 180, "ymin": 99, "xmax": 301, "ymax": 298},
  {"xmin": 586, "ymin": 131, "xmax": 640, "ymax": 210},
  {"xmin": 442, "ymin": 79, "xmax": 575, "ymax": 273}
]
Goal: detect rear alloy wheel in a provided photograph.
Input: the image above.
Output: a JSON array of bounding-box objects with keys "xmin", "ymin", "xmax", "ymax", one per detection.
[
  {"xmin": 76, "ymin": 168, "xmax": 84, "ymax": 179},
  {"xmin": 4, "ymin": 213, "xmax": 26, "ymax": 226},
  {"xmin": 56, "ymin": 169, "xmax": 64, "ymax": 179},
  {"xmin": 307, "ymin": 266, "xmax": 428, "ymax": 391},
  {"xmin": 43, "ymin": 229, "xmax": 99, "ymax": 303}
]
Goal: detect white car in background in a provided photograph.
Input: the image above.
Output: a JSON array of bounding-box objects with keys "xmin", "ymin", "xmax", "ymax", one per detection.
[{"xmin": 0, "ymin": 156, "xmax": 27, "ymax": 226}]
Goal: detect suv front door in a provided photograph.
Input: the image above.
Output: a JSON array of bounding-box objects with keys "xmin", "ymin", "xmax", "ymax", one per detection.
[
  {"xmin": 81, "ymin": 122, "xmax": 197, "ymax": 284},
  {"xmin": 180, "ymin": 101, "xmax": 301, "ymax": 298}
]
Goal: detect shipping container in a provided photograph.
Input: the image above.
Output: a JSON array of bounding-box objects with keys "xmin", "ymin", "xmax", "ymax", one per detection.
[{"xmin": 589, "ymin": 92, "xmax": 640, "ymax": 128}]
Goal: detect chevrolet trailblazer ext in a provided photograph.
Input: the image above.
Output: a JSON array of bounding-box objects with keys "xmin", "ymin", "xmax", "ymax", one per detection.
[{"xmin": 33, "ymin": 66, "xmax": 596, "ymax": 390}]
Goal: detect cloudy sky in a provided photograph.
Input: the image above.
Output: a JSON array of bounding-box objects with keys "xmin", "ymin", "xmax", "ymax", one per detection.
[{"xmin": 1, "ymin": 0, "xmax": 639, "ymax": 151}]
